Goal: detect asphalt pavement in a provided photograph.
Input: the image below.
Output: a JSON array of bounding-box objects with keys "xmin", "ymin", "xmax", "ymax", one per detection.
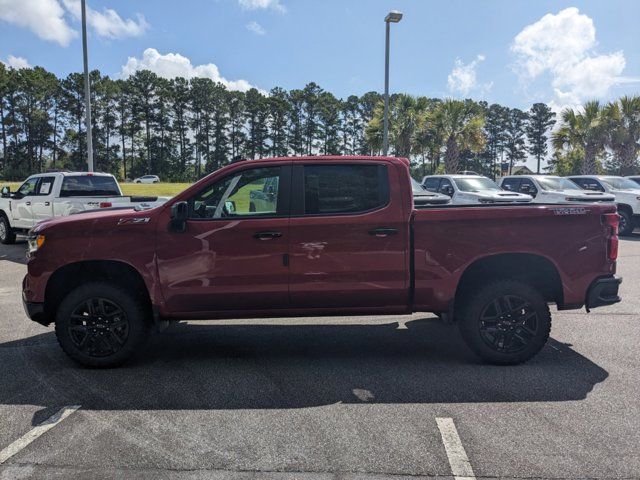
[{"xmin": 0, "ymin": 235, "xmax": 639, "ymax": 479}]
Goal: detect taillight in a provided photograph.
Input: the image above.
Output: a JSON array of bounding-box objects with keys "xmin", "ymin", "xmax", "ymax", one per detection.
[
  {"xmin": 603, "ymin": 213, "xmax": 619, "ymax": 261},
  {"xmin": 99, "ymin": 202, "xmax": 112, "ymax": 208}
]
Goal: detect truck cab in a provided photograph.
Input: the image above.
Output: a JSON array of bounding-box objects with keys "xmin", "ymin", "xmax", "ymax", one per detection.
[{"xmin": 568, "ymin": 175, "xmax": 640, "ymax": 235}]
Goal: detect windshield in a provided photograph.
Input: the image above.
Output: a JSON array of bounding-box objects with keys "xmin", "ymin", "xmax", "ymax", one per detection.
[
  {"xmin": 60, "ymin": 176, "xmax": 120, "ymax": 197},
  {"xmin": 411, "ymin": 178, "xmax": 427, "ymax": 194},
  {"xmin": 537, "ymin": 177, "xmax": 580, "ymax": 191},
  {"xmin": 454, "ymin": 177, "xmax": 501, "ymax": 192},
  {"xmin": 600, "ymin": 177, "xmax": 640, "ymax": 190}
]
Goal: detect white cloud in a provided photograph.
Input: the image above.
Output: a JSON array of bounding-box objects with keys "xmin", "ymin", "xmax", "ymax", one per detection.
[
  {"xmin": 447, "ymin": 54, "xmax": 491, "ymax": 96},
  {"xmin": 511, "ymin": 7, "xmax": 637, "ymax": 106},
  {"xmin": 121, "ymin": 48, "xmax": 260, "ymax": 92},
  {"xmin": 238, "ymin": 0, "xmax": 285, "ymax": 13},
  {"xmin": 246, "ymin": 20, "xmax": 266, "ymax": 35},
  {"xmin": 62, "ymin": 0, "xmax": 148, "ymax": 39},
  {"xmin": 0, "ymin": 0, "xmax": 77, "ymax": 46},
  {"xmin": 1, "ymin": 55, "xmax": 31, "ymax": 69}
]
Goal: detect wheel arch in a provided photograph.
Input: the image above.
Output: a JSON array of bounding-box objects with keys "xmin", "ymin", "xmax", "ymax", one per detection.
[
  {"xmin": 454, "ymin": 252, "xmax": 564, "ymax": 316},
  {"xmin": 44, "ymin": 260, "xmax": 153, "ymax": 325}
]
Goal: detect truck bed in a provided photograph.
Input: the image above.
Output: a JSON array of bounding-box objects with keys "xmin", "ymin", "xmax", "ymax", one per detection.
[{"xmin": 411, "ymin": 202, "xmax": 617, "ymax": 312}]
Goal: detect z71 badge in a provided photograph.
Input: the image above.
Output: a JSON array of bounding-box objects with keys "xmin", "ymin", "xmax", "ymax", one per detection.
[{"xmin": 551, "ymin": 207, "xmax": 589, "ymax": 215}]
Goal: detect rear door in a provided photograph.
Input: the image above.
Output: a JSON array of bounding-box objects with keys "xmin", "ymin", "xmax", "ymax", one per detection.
[
  {"xmin": 288, "ymin": 161, "xmax": 407, "ymax": 310},
  {"xmin": 31, "ymin": 176, "xmax": 56, "ymax": 222},
  {"xmin": 501, "ymin": 178, "xmax": 521, "ymax": 192}
]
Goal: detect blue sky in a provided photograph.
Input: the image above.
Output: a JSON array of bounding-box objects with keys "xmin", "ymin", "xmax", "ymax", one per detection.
[{"xmin": 1, "ymin": 0, "xmax": 639, "ymax": 110}]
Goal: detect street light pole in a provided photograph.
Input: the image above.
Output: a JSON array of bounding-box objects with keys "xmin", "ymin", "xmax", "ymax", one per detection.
[
  {"xmin": 81, "ymin": 0, "xmax": 94, "ymax": 172},
  {"xmin": 382, "ymin": 11, "xmax": 402, "ymax": 157}
]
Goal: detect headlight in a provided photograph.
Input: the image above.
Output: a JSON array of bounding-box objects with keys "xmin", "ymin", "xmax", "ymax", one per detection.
[{"xmin": 27, "ymin": 234, "xmax": 45, "ymax": 253}]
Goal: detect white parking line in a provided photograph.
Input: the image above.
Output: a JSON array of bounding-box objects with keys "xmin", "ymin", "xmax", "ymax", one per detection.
[
  {"xmin": 436, "ymin": 417, "xmax": 476, "ymax": 480},
  {"xmin": 0, "ymin": 405, "xmax": 81, "ymax": 464}
]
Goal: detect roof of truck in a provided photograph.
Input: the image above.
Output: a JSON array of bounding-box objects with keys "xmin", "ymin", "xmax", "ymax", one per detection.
[
  {"xmin": 31, "ymin": 171, "xmax": 115, "ymax": 177},
  {"xmin": 252, "ymin": 155, "xmax": 411, "ymax": 165}
]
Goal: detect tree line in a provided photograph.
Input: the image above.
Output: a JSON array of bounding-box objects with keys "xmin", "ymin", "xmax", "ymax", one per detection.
[{"xmin": 0, "ymin": 63, "xmax": 638, "ymax": 181}]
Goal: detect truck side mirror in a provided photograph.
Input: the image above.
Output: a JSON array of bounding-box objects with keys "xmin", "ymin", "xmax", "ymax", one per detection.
[
  {"xmin": 0, "ymin": 186, "xmax": 9, "ymax": 198},
  {"xmin": 170, "ymin": 201, "xmax": 188, "ymax": 233}
]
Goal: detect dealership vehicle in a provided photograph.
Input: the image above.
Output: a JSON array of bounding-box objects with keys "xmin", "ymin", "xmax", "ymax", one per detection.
[
  {"xmin": 133, "ymin": 175, "xmax": 160, "ymax": 184},
  {"xmin": 422, "ymin": 174, "xmax": 533, "ymax": 204},
  {"xmin": 626, "ymin": 176, "xmax": 640, "ymax": 187},
  {"xmin": 23, "ymin": 156, "xmax": 621, "ymax": 368},
  {"xmin": 0, "ymin": 172, "xmax": 164, "ymax": 244},
  {"xmin": 411, "ymin": 178, "xmax": 450, "ymax": 206},
  {"xmin": 568, "ymin": 175, "xmax": 640, "ymax": 235},
  {"xmin": 499, "ymin": 175, "xmax": 616, "ymax": 204}
]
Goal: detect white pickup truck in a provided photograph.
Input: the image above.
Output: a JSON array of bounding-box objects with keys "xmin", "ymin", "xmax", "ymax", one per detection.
[{"xmin": 0, "ymin": 172, "xmax": 164, "ymax": 244}]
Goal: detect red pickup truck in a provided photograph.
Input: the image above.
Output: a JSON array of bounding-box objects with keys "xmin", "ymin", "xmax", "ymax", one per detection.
[{"xmin": 22, "ymin": 156, "xmax": 621, "ymax": 367}]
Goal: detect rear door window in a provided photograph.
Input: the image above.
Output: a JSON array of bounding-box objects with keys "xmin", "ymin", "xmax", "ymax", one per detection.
[{"xmin": 302, "ymin": 164, "xmax": 388, "ymax": 215}]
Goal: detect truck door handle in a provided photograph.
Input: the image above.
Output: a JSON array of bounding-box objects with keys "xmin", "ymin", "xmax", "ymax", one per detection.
[
  {"xmin": 44, "ymin": 202, "xmax": 51, "ymax": 206},
  {"xmin": 25, "ymin": 201, "xmax": 31, "ymax": 206},
  {"xmin": 369, "ymin": 227, "xmax": 398, "ymax": 237},
  {"xmin": 253, "ymin": 231, "xmax": 283, "ymax": 240}
]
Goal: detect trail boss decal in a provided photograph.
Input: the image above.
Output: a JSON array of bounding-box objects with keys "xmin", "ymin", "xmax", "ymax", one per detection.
[{"xmin": 551, "ymin": 207, "xmax": 590, "ymax": 215}]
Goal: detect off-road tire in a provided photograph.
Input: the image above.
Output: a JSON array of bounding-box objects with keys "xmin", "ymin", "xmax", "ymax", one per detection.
[
  {"xmin": 458, "ymin": 280, "xmax": 551, "ymax": 365},
  {"xmin": 55, "ymin": 282, "xmax": 150, "ymax": 368}
]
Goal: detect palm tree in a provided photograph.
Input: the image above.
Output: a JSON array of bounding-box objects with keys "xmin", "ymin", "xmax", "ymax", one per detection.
[
  {"xmin": 429, "ymin": 99, "xmax": 485, "ymax": 173},
  {"xmin": 553, "ymin": 101, "xmax": 608, "ymax": 175},
  {"xmin": 604, "ymin": 95, "xmax": 640, "ymax": 175}
]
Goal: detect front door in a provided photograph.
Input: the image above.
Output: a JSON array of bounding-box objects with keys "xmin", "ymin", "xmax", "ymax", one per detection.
[
  {"xmin": 11, "ymin": 177, "xmax": 39, "ymax": 229},
  {"xmin": 31, "ymin": 176, "xmax": 56, "ymax": 222},
  {"xmin": 156, "ymin": 165, "xmax": 291, "ymax": 315},
  {"xmin": 288, "ymin": 162, "xmax": 407, "ymax": 310}
]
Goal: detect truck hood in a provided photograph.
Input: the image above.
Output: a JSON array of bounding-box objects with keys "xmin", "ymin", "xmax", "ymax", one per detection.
[
  {"xmin": 464, "ymin": 191, "xmax": 533, "ymax": 202},
  {"xmin": 32, "ymin": 208, "xmax": 156, "ymax": 235},
  {"xmin": 554, "ymin": 189, "xmax": 616, "ymax": 201}
]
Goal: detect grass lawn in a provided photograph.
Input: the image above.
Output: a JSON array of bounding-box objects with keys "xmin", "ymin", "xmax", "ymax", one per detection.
[{"xmin": 1, "ymin": 181, "xmax": 192, "ymax": 198}]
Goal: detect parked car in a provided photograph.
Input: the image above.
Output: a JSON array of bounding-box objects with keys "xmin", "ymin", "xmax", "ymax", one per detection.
[
  {"xmin": 133, "ymin": 175, "xmax": 160, "ymax": 184},
  {"xmin": 499, "ymin": 175, "xmax": 616, "ymax": 204},
  {"xmin": 0, "ymin": 172, "xmax": 165, "ymax": 244},
  {"xmin": 568, "ymin": 175, "xmax": 640, "ymax": 235},
  {"xmin": 626, "ymin": 176, "xmax": 640, "ymax": 187},
  {"xmin": 23, "ymin": 156, "xmax": 621, "ymax": 368},
  {"xmin": 411, "ymin": 178, "xmax": 450, "ymax": 206},
  {"xmin": 422, "ymin": 174, "xmax": 533, "ymax": 204}
]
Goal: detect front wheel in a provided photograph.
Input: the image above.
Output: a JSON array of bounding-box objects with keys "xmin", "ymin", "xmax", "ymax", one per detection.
[
  {"xmin": 55, "ymin": 282, "xmax": 150, "ymax": 368},
  {"xmin": 0, "ymin": 214, "xmax": 16, "ymax": 245},
  {"xmin": 458, "ymin": 280, "xmax": 551, "ymax": 365}
]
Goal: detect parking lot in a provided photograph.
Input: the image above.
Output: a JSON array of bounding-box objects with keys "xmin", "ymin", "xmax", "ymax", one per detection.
[{"xmin": 0, "ymin": 237, "xmax": 639, "ymax": 479}]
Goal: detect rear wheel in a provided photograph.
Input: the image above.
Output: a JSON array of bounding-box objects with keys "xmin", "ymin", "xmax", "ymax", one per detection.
[
  {"xmin": 0, "ymin": 214, "xmax": 16, "ymax": 245},
  {"xmin": 618, "ymin": 209, "xmax": 634, "ymax": 236},
  {"xmin": 55, "ymin": 282, "xmax": 150, "ymax": 368},
  {"xmin": 458, "ymin": 280, "xmax": 551, "ymax": 365}
]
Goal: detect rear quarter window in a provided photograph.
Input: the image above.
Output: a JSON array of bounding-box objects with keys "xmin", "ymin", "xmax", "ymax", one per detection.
[{"xmin": 60, "ymin": 176, "xmax": 120, "ymax": 197}]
